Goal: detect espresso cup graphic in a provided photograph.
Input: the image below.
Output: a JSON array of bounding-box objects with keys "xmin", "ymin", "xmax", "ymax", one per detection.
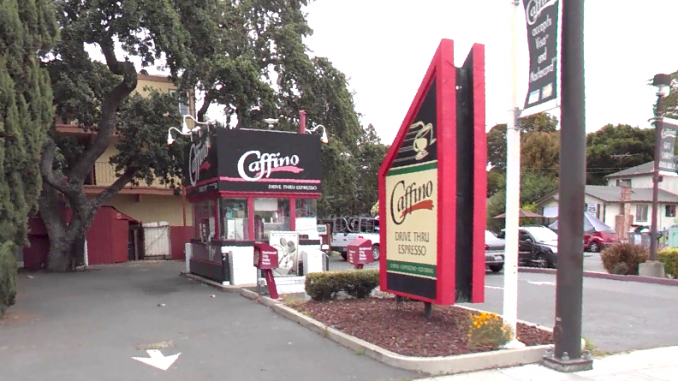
[{"xmin": 414, "ymin": 137, "xmax": 428, "ymax": 160}]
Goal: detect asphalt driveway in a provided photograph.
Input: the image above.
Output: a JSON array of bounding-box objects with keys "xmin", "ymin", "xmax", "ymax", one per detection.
[{"xmin": 1, "ymin": 262, "xmax": 416, "ymax": 381}]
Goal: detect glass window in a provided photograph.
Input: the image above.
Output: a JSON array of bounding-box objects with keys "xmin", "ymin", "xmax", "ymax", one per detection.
[
  {"xmin": 636, "ymin": 205, "xmax": 649, "ymax": 222},
  {"xmin": 254, "ymin": 198, "xmax": 290, "ymax": 241},
  {"xmin": 666, "ymin": 205, "xmax": 676, "ymax": 218},
  {"xmin": 169, "ymin": 89, "xmax": 190, "ymax": 116},
  {"xmin": 193, "ymin": 199, "xmax": 217, "ymax": 242},
  {"xmin": 219, "ymin": 199, "xmax": 249, "ymax": 240},
  {"xmin": 295, "ymin": 199, "xmax": 318, "ymax": 218}
]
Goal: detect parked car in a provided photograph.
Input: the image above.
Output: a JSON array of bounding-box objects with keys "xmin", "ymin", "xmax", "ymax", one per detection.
[
  {"xmin": 331, "ymin": 216, "xmax": 380, "ymax": 261},
  {"xmin": 549, "ymin": 212, "xmax": 619, "ymax": 252},
  {"xmin": 485, "ymin": 230, "xmax": 505, "ymax": 273},
  {"xmin": 497, "ymin": 225, "xmax": 558, "ymax": 268}
]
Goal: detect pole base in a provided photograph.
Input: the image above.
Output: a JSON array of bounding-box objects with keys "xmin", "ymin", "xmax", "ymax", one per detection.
[
  {"xmin": 501, "ymin": 339, "xmax": 526, "ymax": 349},
  {"xmin": 542, "ymin": 349, "xmax": 593, "ymax": 372},
  {"xmin": 639, "ymin": 261, "xmax": 666, "ymax": 278}
]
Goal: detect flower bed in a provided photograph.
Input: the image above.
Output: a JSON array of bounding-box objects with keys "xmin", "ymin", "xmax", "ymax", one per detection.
[{"xmin": 288, "ymin": 298, "xmax": 553, "ymax": 357}]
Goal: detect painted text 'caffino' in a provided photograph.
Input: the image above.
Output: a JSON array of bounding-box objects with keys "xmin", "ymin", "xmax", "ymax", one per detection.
[
  {"xmin": 237, "ymin": 150, "xmax": 300, "ymax": 182},
  {"xmin": 189, "ymin": 142, "xmax": 209, "ymax": 186},
  {"xmin": 390, "ymin": 180, "xmax": 434, "ymax": 225}
]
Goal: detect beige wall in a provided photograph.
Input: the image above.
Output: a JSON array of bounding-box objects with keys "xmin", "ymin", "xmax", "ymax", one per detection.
[{"xmin": 104, "ymin": 194, "xmax": 193, "ymax": 226}]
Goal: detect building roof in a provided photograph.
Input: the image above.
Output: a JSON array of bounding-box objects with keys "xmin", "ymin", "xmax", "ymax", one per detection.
[
  {"xmin": 549, "ymin": 185, "xmax": 678, "ymax": 203},
  {"xmin": 605, "ymin": 162, "xmax": 654, "ymax": 178}
]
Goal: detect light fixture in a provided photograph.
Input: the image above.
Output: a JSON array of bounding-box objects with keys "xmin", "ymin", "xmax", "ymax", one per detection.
[
  {"xmin": 306, "ymin": 124, "xmax": 329, "ymax": 144},
  {"xmin": 167, "ymin": 115, "xmax": 216, "ymax": 146},
  {"xmin": 263, "ymin": 118, "xmax": 279, "ymax": 129},
  {"xmin": 653, "ymin": 73, "xmax": 672, "ymax": 97}
]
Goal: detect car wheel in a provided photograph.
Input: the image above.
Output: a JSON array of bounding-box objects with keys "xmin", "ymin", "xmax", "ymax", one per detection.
[
  {"xmin": 533, "ymin": 253, "xmax": 548, "ymax": 268},
  {"xmin": 589, "ymin": 241, "xmax": 600, "ymax": 253},
  {"xmin": 489, "ymin": 264, "xmax": 503, "ymax": 273},
  {"xmin": 372, "ymin": 245, "xmax": 380, "ymax": 261},
  {"xmin": 340, "ymin": 252, "xmax": 347, "ymax": 261}
]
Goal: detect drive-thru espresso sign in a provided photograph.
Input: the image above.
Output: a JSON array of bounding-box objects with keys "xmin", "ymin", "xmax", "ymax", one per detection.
[
  {"xmin": 378, "ymin": 39, "xmax": 487, "ymax": 305},
  {"xmin": 185, "ymin": 128, "xmax": 322, "ymax": 196}
]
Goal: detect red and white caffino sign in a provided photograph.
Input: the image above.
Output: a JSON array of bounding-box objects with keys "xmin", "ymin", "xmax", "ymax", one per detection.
[
  {"xmin": 188, "ymin": 141, "xmax": 209, "ymax": 186},
  {"xmin": 237, "ymin": 150, "xmax": 304, "ymax": 182}
]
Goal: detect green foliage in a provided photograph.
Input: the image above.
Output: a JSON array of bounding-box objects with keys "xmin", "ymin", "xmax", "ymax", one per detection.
[
  {"xmin": 487, "ymin": 171, "xmax": 505, "ymax": 198},
  {"xmin": 0, "ymin": 0, "xmax": 58, "ymax": 311},
  {"xmin": 601, "ymin": 243, "xmax": 648, "ymax": 275},
  {"xmin": 657, "ymin": 248, "xmax": 678, "ymax": 279},
  {"xmin": 0, "ymin": 242, "xmax": 17, "ymax": 317},
  {"xmin": 586, "ymin": 124, "xmax": 654, "ymax": 185},
  {"xmin": 467, "ymin": 311, "xmax": 512, "ymax": 349},
  {"xmin": 305, "ymin": 270, "xmax": 379, "ymax": 301},
  {"xmin": 486, "ymin": 113, "xmax": 559, "ymax": 171}
]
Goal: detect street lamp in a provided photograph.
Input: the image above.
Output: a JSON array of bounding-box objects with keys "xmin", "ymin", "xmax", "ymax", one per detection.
[
  {"xmin": 306, "ymin": 124, "xmax": 329, "ymax": 144},
  {"xmin": 167, "ymin": 115, "xmax": 216, "ymax": 145},
  {"xmin": 649, "ymin": 74, "xmax": 672, "ymax": 264}
]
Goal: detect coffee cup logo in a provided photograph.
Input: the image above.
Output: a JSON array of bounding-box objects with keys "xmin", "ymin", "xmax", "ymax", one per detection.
[{"xmin": 411, "ymin": 121, "xmax": 436, "ymax": 160}]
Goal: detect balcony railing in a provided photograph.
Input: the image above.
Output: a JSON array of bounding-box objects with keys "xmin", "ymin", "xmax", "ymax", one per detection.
[{"xmin": 91, "ymin": 162, "xmax": 177, "ymax": 189}]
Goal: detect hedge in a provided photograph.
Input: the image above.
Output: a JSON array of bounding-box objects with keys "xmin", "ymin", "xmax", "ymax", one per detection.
[
  {"xmin": 0, "ymin": 241, "xmax": 18, "ymax": 318},
  {"xmin": 658, "ymin": 248, "xmax": 678, "ymax": 279},
  {"xmin": 600, "ymin": 242, "xmax": 648, "ymax": 275},
  {"xmin": 305, "ymin": 270, "xmax": 379, "ymax": 301}
]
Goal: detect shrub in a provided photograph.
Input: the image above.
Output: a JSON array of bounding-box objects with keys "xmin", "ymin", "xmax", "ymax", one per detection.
[
  {"xmin": 658, "ymin": 248, "xmax": 678, "ymax": 278},
  {"xmin": 467, "ymin": 312, "xmax": 512, "ymax": 348},
  {"xmin": 0, "ymin": 242, "xmax": 18, "ymax": 318},
  {"xmin": 305, "ymin": 270, "xmax": 379, "ymax": 301},
  {"xmin": 600, "ymin": 242, "xmax": 648, "ymax": 275}
]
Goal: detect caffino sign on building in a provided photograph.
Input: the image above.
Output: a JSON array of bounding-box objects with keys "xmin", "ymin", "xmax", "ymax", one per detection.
[
  {"xmin": 379, "ymin": 39, "xmax": 487, "ymax": 306},
  {"xmin": 185, "ymin": 128, "xmax": 322, "ymax": 196}
]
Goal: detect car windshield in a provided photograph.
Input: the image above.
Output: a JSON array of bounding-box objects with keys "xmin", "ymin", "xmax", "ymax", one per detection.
[{"xmin": 525, "ymin": 227, "xmax": 558, "ymax": 242}]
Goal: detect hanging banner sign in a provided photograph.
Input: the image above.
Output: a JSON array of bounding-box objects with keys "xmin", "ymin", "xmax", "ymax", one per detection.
[
  {"xmin": 522, "ymin": 0, "xmax": 560, "ymax": 116},
  {"xmin": 658, "ymin": 118, "xmax": 678, "ymax": 175}
]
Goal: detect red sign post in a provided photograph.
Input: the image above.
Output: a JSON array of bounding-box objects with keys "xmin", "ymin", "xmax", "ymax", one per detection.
[
  {"xmin": 254, "ymin": 242, "xmax": 280, "ymax": 299},
  {"xmin": 378, "ymin": 39, "xmax": 486, "ymax": 306},
  {"xmin": 347, "ymin": 238, "xmax": 374, "ymax": 269}
]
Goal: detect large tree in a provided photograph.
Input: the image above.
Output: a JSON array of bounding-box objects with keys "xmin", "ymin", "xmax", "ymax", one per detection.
[
  {"xmin": 586, "ymin": 124, "xmax": 654, "ymax": 185},
  {"xmin": 40, "ymin": 0, "xmax": 220, "ymax": 271},
  {"xmin": 0, "ymin": 0, "xmax": 58, "ymax": 314}
]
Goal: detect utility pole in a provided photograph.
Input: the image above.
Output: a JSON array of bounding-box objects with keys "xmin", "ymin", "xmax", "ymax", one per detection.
[
  {"xmin": 502, "ymin": 0, "xmax": 523, "ymax": 349},
  {"xmin": 542, "ymin": 0, "xmax": 592, "ymax": 372}
]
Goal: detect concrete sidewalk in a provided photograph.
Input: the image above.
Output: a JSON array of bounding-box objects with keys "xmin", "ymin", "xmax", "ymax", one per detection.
[{"xmin": 420, "ymin": 346, "xmax": 678, "ymax": 380}]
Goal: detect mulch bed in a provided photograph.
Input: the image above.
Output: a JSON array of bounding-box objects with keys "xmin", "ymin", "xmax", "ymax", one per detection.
[{"xmin": 289, "ymin": 298, "xmax": 553, "ymax": 357}]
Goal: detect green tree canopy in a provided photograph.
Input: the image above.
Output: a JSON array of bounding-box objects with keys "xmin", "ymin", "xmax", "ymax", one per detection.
[
  {"xmin": 0, "ymin": 0, "xmax": 58, "ymax": 315},
  {"xmin": 586, "ymin": 124, "xmax": 654, "ymax": 185}
]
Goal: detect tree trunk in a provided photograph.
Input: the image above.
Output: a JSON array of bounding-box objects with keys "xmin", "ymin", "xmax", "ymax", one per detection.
[{"xmin": 38, "ymin": 184, "xmax": 95, "ymax": 272}]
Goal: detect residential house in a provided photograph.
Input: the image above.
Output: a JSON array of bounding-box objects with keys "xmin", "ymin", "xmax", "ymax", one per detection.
[{"xmin": 536, "ymin": 161, "xmax": 678, "ymax": 232}]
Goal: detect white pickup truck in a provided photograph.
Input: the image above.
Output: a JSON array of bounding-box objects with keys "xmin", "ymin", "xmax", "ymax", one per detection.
[{"xmin": 330, "ymin": 216, "xmax": 381, "ymax": 261}]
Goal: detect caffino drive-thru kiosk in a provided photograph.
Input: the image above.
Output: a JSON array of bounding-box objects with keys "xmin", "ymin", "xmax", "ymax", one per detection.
[{"xmin": 182, "ymin": 119, "xmax": 328, "ymax": 293}]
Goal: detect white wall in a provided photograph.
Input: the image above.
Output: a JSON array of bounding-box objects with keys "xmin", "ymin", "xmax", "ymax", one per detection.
[{"xmin": 606, "ymin": 174, "xmax": 678, "ymax": 194}]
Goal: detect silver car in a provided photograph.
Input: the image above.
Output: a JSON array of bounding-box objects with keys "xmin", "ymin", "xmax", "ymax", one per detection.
[{"xmin": 485, "ymin": 230, "xmax": 505, "ymax": 273}]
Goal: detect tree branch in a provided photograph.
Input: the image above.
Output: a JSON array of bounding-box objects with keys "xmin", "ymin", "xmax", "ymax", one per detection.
[
  {"xmin": 197, "ymin": 93, "xmax": 214, "ymax": 122},
  {"xmin": 92, "ymin": 167, "xmax": 137, "ymax": 207},
  {"xmin": 40, "ymin": 137, "xmax": 73, "ymax": 194},
  {"xmin": 68, "ymin": 36, "xmax": 138, "ymax": 181}
]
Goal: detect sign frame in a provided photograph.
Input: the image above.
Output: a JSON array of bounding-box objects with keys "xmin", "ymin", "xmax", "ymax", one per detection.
[{"xmin": 378, "ymin": 39, "xmax": 486, "ymax": 305}]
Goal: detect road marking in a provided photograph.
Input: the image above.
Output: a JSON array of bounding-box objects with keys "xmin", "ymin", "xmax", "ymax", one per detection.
[
  {"xmin": 132, "ymin": 349, "xmax": 181, "ymax": 371},
  {"xmin": 527, "ymin": 281, "xmax": 555, "ymax": 286},
  {"xmin": 485, "ymin": 286, "xmax": 503, "ymax": 290}
]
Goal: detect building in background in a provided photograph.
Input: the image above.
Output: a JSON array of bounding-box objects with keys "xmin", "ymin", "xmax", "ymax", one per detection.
[
  {"xmin": 22, "ymin": 74, "xmax": 195, "ymax": 269},
  {"xmin": 536, "ymin": 161, "xmax": 678, "ymax": 233}
]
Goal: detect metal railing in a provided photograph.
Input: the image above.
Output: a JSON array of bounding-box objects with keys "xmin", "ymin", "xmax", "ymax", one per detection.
[{"xmin": 91, "ymin": 162, "xmax": 176, "ymax": 189}]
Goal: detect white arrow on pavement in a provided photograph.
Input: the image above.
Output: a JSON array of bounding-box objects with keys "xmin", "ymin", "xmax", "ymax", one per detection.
[
  {"xmin": 527, "ymin": 281, "xmax": 555, "ymax": 286},
  {"xmin": 132, "ymin": 349, "xmax": 181, "ymax": 371}
]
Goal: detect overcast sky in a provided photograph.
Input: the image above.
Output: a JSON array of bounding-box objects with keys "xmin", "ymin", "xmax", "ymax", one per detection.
[{"xmin": 302, "ymin": 0, "xmax": 678, "ymax": 144}]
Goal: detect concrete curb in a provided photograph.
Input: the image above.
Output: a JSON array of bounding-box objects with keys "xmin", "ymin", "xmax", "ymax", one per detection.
[
  {"xmin": 180, "ymin": 272, "xmax": 256, "ymax": 293},
  {"xmin": 240, "ymin": 291, "xmax": 552, "ymax": 375},
  {"xmin": 519, "ymin": 267, "xmax": 678, "ymax": 286}
]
